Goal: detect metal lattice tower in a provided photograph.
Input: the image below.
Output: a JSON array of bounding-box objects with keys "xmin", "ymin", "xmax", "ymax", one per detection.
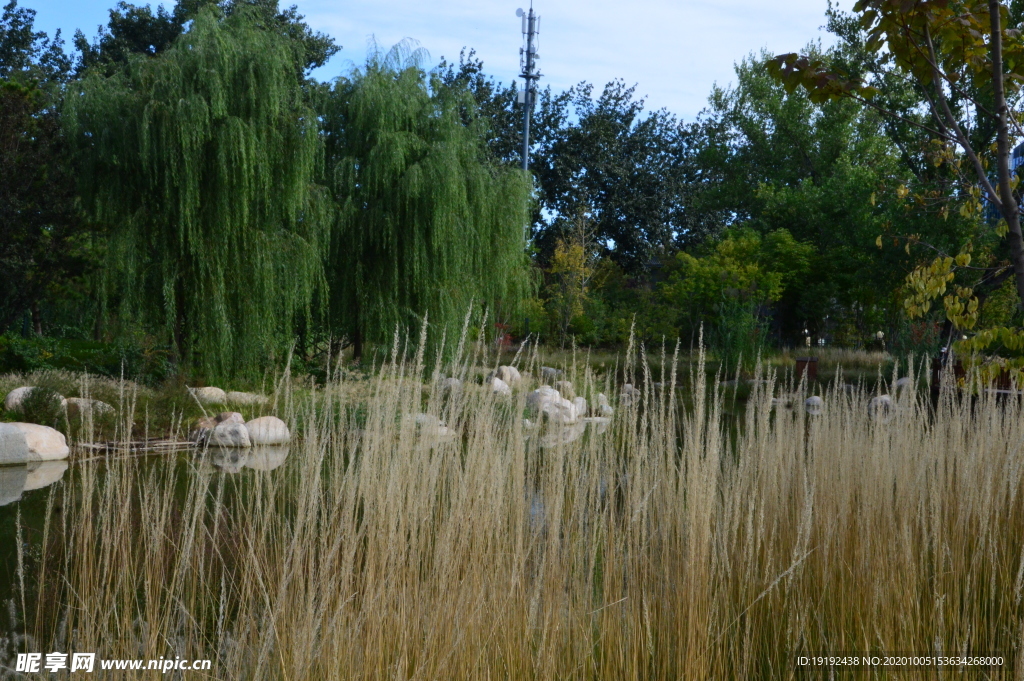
[{"xmin": 516, "ymin": 5, "xmax": 540, "ymax": 171}]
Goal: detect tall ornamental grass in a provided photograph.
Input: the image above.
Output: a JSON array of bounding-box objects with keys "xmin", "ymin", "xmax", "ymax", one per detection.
[{"xmin": 6, "ymin": 345, "xmax": 1024, "ymax": 679}]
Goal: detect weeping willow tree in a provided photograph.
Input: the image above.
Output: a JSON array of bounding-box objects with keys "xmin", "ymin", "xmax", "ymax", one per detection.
[
  {"xmin": 322, "ymin": 43, "xmax": 534, "ymax": 359},
  {"xmin": 65, "ymin": 7, "xmax": 330, "ymax": 379}
]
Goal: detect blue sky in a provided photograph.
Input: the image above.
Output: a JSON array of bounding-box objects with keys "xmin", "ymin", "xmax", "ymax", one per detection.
[{"xmin": 28, "ymin": 0, "xmax": 841, "ymax": 119}]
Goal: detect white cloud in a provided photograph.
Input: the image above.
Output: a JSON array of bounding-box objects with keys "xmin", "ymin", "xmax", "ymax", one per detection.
[
  {"xmin": 303, "ymin": 0, "xmax": 839, "ymax": 118},
  {"xmin": 33, "ymin": 0, "xmax": 842, "ymax": 118}
]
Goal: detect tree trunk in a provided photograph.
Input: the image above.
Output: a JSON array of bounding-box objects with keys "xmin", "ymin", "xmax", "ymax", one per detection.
[
  {"xmin": 174, "ymin": 278, "xmax": 188, "ymax": 368},
  {"xmin": 989, "ymin": 0, "xmax": 1024, "ymax": 309},
  {"xmin": 352, "ymin": 327, "xmax": 363, "ymax": 363},
  {"xmin": 31, "ymin": 300, "xmax": 42, "ymax": 337}
]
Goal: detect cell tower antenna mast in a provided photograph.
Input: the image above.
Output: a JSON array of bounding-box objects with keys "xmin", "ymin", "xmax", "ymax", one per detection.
[{"xmin": 516, "ymin": 5, "xmax": 540, "ymax": 171}]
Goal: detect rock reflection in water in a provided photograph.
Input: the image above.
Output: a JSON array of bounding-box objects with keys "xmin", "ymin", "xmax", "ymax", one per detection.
[
  {"xmin": 537, "ymin": 416, "xmax": 612, "ymax": 448},
  {"xmin": 0, "ymin": 460, "xmax": 69, "ymax": 506},
  {"xmin": 201, "ymin": 445, "xmax": 290, "ymax": 474}
]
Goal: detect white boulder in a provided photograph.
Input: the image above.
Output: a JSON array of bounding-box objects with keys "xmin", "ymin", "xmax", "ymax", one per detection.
[
  {"xmin": 527, "ymin": 386, "xmax": 560, "ymax": 410},
  {"xmin": 207, "ymin": 422, "xmax": 251, "ymax": 448},
  {"xmin": 225, "ymin": 391, "xmax": 269, "ymax": 406},
  {"xmin": 805, "ymin": 395, "xmax": 824, "ymax": 416},
  {"xmin": 553, "ymin": 380, "xmax": 574, "ymax": 398},
  {"xmin": 572, "ymin": 396, "xmax": 588, "ymax": 416},
  {"xmin": 595, "ymin": 393, "xmax": 614, "ymax": 417},
  {"xmin": 541, "ymin": 366, "xmax": 562, "ymax": 382},
  {"xmin": 620, "ymin": 384, "xmax": 641, "ymax": 406},
  {"xmin": 868, "ymin": 395, "xmax": 893, "ymax": 423},
  {"xmin": 438, "ymin": 377, "xmax": 463, "ymax": 393},
  {"xmin": 65, "ymin": 397, "xmax": 114, "ymax": 417},
  {"xmin": 491, "ymin": 366, "xmax": 522, "ymax": 386},
  {"xmin": 190, "ymin": 416, "xmax": 218, "ymax": 444},
  {"xmin": 407, "ymin": 413, "xmax": 450, "ymax": 437},
  {"xmin": 0, "ymin": 422, "xmax": 70, "ymax": 464},
  {"xmin": 215, "ymin": 411, "xmax": 245, "ymax": 425},
  {"xmin": 191, "ymin": 387, "xmax": 227, "ymax": 405},
  {"xmin": 489, "ymin": 376, "xmax": 512, "ymax": 396},
  {"xmin": 4, "ymin": 387, "xmax": 66, "ymax": 413},
  {"xmin": 542, "ymin": 396, "xmax": 578, "ymax": 425},
  {"xmin": 245, "ymin": 416, "xmax": 290, "ymax": 445},
  {"xmin": 4, "ymin": 387, "xmax": 34, "ymax": 412}
]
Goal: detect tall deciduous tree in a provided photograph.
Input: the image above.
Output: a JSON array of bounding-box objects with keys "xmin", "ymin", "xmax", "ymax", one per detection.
[
  {"xmin": 770, "ymin": 1, "xmax": 1024, "ymax": 314},
  {"xmin": 66, "ymin": 7, "xmax": 330, "ymax": 378},
  {"xmin": 74, "ymin": 0, "xmax": 338, "ymax": 77},
  {"xmin": 322, "ymin": 44, "xmax": 534, "ymax": 358},
  {"xmin": 0, "ymin": 81, "xmax": 83, "ymax": 335},
  {"xmin": 436, "ymin": 53, "xmax": 711, "ymax": 274}
]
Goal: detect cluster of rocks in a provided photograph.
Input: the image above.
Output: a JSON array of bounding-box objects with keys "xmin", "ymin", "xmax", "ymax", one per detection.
[
  {"xmin": 766, "ymin": 376, "xmax": 915, "ymax": 421},
  {"xmin": 190, "ymin": 412, "xmax": 290, "ymax": 447},
  {"xmin": 4, "ymin": 386, "xmax": 114, "ymax": 417},
  {"xmin": 525, "ymin": 384, "xmax": 614, "ymax": 426}
]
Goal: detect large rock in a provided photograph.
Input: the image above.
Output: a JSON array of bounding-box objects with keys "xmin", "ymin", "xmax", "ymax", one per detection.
[
  {"xmin": 207, "ymin": 422, "xmax": 251, "ymax": 448},
  {"xmin": 893, "ymin": 377, "xmax": 913, "ymax": 392},
  {"xmin": 405, "ymin": 413, "xmax": 451, "ymax": 441},
  {"xmin": 4, "ymin": 387, "xmax": 34, "ymax": 412},
  {"xmin": 215, "ymin": 411, "xmax": 245, "ymax": 425},
  {"xmin": 868, "ymin": 395, "xmax": 893, "ymax": 423},
  {"xmin": 540, "ymin": 367, "xmax": 562, "ymax": 382},
  {"xmin": 805, "ymin": 395, "xmax": 824, "ymax": 416},
  {"xmin": 438, "ymin": 377, "xmax": 463, "ymax": 394},
  {"xmin": 0, "ymin": 423, "xmax": 70, "ymax": 464},
  {"xmin": 493, "ymin": 366, "xmax": 522, "ymax": 386},
  {"xmin": 595, "ymin": 393, "xmax": 613, "ymax": 417},
  {"xmin": 572, "ymin": 396, "xmax": 588, "ymax": 417},
  {"xmin": 245, "ymin": 416, "xmax": 290, "ymax": 446},
  {"xmin": 225, "ymin": 391, "xmax": 269, "ymax": 406},
  {"xmin": 190, "ymin": 416, "xmax": 218, "ymax": 444},
  {"xmin": 65, "ymin": 397, "xmax": 114, "ymax": 418},
  {"xmin": 620, "ymin": 384, "xmax": 641, "ymax": 406},
  {"xmin": 489, "ymin": 376, "xmax": 512, "ymax": 396},
  {"xmin": 191, "ymin": 387, "xmax": 227, "ymax": 405},
  {"xmin": 527, "ymin": 386, "xmax": 560, "ymax": 410},
  {"xmin": 543, "ymin": 397, "xmax": 578, "ymax": 425},
  {"xmin": 553, "ymin": 380, "xmax": 574, "ymax": 398},
  {"xmin": 4, "ymin": 387, "xmax": 66, "ymax": 413}
]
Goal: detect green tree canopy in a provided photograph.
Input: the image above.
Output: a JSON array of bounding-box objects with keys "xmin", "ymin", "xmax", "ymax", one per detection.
[
  {"xmin": 322, "ymin": 44, "xmax": 534, "ymax": 358},
  {"xmin": 73, "ymin": 0, "xmax": 339, "ymax": 76},
  {"xmin": 65, "ymin": 6, "xmax": 330, "ymax": 379}
]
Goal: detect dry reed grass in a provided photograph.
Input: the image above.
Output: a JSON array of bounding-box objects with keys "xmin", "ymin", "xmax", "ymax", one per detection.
[{"xmin": 3, "ymin": 336, "xmax": 1023, "ymax": 680}]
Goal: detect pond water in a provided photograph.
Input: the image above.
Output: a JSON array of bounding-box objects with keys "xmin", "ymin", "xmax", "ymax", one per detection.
[{"xmin": 0, "ymin": 444, "xmax": 296, "ymax": 608}]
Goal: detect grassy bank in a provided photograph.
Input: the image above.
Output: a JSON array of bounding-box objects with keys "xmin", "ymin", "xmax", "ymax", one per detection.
[{"xmin": 1, "ymin": 343, "xmax": 1021, "ymax": 679}]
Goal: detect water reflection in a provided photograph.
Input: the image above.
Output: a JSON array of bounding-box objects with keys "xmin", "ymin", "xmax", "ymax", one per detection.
[
  {"xmin": 537, "ymin": 417, "xmax": 611, "ymax": 448},
  {"xmin": 0, "ymin": 460, "xmax": 69, "ymax": 506},
  {"xmin": 200, "ymin": 445, "xmax": 290, "ymax": 474}
]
